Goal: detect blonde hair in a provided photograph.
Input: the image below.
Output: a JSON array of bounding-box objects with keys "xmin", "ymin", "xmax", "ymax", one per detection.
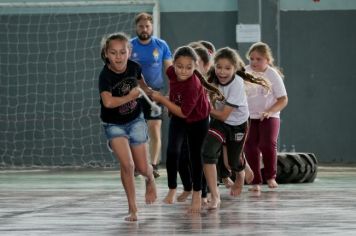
[{"xmin": 246, "ymin": 42, "xmax": 284, "ymax": 77}]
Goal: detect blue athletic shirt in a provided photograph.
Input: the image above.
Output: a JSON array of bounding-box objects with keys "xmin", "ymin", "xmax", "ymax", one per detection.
[{"xmin": 130, "ymin": 36, "xmax": 172, "ymax": 90}]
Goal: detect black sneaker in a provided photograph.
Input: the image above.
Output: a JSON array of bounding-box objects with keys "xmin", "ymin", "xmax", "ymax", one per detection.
[{"xmin": 152, "ymin": 164, "xmax": 160, "ymax": 178}]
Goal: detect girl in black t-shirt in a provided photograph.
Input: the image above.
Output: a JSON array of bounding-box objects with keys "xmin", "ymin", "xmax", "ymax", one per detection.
[{"xmin": 98, "ymin": 32, "xmax": 156, "ymax": 222}]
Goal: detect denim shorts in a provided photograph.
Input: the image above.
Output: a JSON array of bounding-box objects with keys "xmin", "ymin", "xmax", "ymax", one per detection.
[{"xmin": 103, "ymin": 114, "xmax": 148, "ymax": 146}]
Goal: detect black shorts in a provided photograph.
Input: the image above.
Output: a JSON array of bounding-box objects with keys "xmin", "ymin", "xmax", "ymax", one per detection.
[
  {"xmin": 140, "ymin": 97, "xmax": 163, "ymax": 120},
  {"xmin": 202, "ymin": 119, "xmax": 248, "ymax": 172}
]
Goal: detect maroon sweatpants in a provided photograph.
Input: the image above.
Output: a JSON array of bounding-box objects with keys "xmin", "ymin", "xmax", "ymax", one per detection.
[{"xmin": 244, "ymin": 118, "xmax": 280, "ymax": 185}]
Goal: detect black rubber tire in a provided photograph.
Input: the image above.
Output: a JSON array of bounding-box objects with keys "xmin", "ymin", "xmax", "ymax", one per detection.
[
  {"xmin": 276, "ymin": 152, "xmax": 318, "ymax": 184},
  {"xmin": 276, "ymin": 153, "xmax": 300, "ymax": 183},
  {"xmin": 302, "ymin": 153, "xmax": 318, "ymax": 183},
  {"xmin": 220, "ymin": 152, "xmax": 318, "ymax": 184}
]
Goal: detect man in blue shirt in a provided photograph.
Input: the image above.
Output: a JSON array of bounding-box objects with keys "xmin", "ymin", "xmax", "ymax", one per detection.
[{"xmin": 130, "ymin": 12, "xmax": 172, "ymax": 178}]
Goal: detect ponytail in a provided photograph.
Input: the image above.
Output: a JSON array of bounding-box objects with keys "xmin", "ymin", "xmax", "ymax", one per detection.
[
  {"xmin": 236, "ymin": 68, "xmax": 270, "ymax": 90},
  {"xmin": 194, "ymin": 69, "xmax": 225, "ymax": 107}
]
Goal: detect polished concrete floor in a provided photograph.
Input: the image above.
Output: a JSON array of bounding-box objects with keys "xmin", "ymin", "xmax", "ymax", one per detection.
[{"xmin": 0, "ymin": 166, "xmax": 355, "ymax": 236}]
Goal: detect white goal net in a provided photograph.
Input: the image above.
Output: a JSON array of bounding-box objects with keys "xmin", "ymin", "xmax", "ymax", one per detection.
[{"xmin": 0, "ymin": 0, "xmax": 158, "ymax": 169}]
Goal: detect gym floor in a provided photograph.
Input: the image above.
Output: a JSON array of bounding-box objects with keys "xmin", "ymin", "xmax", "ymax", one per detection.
[{"xmin": 0, "ymin": 166, "xmax": 355, "ymax": 236}]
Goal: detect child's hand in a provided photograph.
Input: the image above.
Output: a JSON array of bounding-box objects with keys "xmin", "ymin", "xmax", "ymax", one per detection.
[
  {"xmin": 151, "ymin": 91, "xmax": 162, "ymax": 102},
  {"xmin": 145, "ymin": 87, "xmax": 154, "ymax": 96},
  {"xmin": 260, "ymin": 111, "xmax": 271, "ymax": 121},
  {"xmin": 129, "ymin": 87, "xmax": 141, "ymax": 99}
]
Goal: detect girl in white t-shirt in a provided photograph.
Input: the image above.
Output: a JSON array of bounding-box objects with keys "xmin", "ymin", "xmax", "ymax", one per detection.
[
  {"xmin": 244, "ymin": 42, "xmax": 288, "ymax": 192},
  {"xmin": 202, "ymin": 47, "xmax": 269, "ymax": 209}
]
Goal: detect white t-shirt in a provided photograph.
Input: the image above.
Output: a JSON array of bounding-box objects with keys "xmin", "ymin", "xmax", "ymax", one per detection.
[
  {"xmin": 245, "ymin": 65, "xmax": 287, "ymax": 119},
  {"xmin": 214, "ymin": 75, "xmax": 249, "ymax": 126}
]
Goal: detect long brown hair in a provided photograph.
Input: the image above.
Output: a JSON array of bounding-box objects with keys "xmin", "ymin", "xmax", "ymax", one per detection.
[
  {"xmin": 194, "ymin": 69, "xmax": 225, "ymax": 103},
  {"xmin": 173, "ymin": 46, "xmax": 225, "ymax": 102}
]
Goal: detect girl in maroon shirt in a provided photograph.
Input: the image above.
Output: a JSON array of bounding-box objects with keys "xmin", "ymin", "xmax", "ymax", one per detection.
[{"xmin": 151, "ymin": 46, "xmax": 222, "ymax": 213}]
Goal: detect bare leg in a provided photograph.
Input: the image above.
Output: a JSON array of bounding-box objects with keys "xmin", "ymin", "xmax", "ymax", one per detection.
[
  {"xmin": 177, "ymin": 190, "xmax": 192, "ymax": 202},
  {"xmin": 230, "ymin": 170, "xmax": 245, "ymax": 197},
  {"xmin": 147, "ymin": 120, "xmax": 162, "ymax": 178},
  {"xmin": 188, "ymin": 190, "xmax": 202, "ymax": 213},
  {"xmin": 244, "ymin": 160, "xmax": 254, "ymax": 184},
  {"xmin": 163, "ymin": 188, "xmax": 177, "ymax": 204},
  {"xmin": 203, "ymin": 164, "xmax": 220, "ymax": 210},
  {"xmin": 111, "ymin": 138, "xmax": 138, "ymax": 221},
  {"xmin": 222, "ymin": 145, "xmax": 231, "ymax": 173},
  {"xmin": 131, "ymin": 143, "xmax": 157, "ymax": 204},
  {"xmin": 221, "ymin": 146, "xmax": 233, "ymax": 188},
  {"xmin": 222, "ymin": 145, "xmax": 234, "ymax": 188}
]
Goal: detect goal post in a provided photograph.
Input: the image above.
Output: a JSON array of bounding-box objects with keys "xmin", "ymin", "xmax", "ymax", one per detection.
[
  {"xmin": 0, "ymin": 0, "xmax": 159, "ymax": 169},
  {"xmin": 0, "ymin": 1, "xmax": 160, "ymax": 36}
]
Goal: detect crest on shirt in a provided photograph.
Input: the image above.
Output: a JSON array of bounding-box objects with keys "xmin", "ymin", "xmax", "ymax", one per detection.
[{"xmin": 153, "ymin": 48, "xmax": 159, "ymax": 61}]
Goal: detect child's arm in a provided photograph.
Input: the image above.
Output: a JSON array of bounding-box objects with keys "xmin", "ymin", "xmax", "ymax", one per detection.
[
  {"xmin": 100, "ymin": 87, "xmax": 140, "ymax": 108},
  {"xmin": 137, "ymin": 73, "xmax": 154, "ymax": 96},
  {"xmin": 164, "ymin": 60, "xmax": 173, "ymax": 74},
  {"xmin": 210, "ymin": 104, "xmax": 233, "ymax": 122},
  {"xmin": 260, "ymin": 95, "xmax": 288, "ymax": 121},
  {"xmin": 151, "ymin": 91, "xmax": 186, "ymax": 118}
]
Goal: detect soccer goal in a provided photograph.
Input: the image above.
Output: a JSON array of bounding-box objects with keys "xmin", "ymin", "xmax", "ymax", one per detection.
[{"xmin": 0, "ymin": 0, "xmax": 159, "ymax": 169}]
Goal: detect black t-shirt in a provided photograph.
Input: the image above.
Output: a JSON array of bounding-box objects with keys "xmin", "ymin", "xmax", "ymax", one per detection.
[{"xmin": 98, "ymin": 60, "xmax": 143, "ymax": 124}]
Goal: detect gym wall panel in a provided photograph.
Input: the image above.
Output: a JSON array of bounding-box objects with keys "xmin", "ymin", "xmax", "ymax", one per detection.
[{"xmin": 279, "ymin": 10, "xmax": 356, "ymax": 163}]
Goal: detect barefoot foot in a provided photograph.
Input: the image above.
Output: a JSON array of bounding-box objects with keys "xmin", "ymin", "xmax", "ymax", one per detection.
[
  {"xmin": 267, "ymin": 179, "xmax": 278, "ymax": 189},
  {"xmin": 248, "ymin": 184, "xmax": 261, "ymax": 192},
  {"xmin": 206, "ymin": 197, "xmax": 220, "ymax": 210},
  {"xmin": 222, "ymin": 177, "xmax": 234, "ymax": 189},
  {"xmin": 145, "ymin": 178, "xmax": 157, "ymax": 204},
  {"xmin": 230, "ymin": 170, "xmax": 245, "ymax": 197},
  {"xmin": 163, "ymin": 189, "xmax": 176, "ymax": 204},
  {"xmin": 177, "ymin": 190, "xmax": 192, "ymax": 202},
  {"xmin": 124, "ymin": 211, "xmax": 138, "ymax": 222},
  {"xmin": 188, "ymin": 191, "xmax": 202, "ymax": 213},
  {"xmin": 201, "ymin": 197, "xmax": 209, "ymax": 207}
]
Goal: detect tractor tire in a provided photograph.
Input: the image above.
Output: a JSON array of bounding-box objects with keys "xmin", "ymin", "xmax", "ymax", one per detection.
[{"xmin": 276, "ymin": 152, "xmax": 318, "ymax": 183}]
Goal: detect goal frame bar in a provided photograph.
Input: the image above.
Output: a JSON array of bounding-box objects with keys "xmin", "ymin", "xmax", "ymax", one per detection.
[{"xmin": 0, "ymin": 0, "xmax": 161, "ymax": 36}]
